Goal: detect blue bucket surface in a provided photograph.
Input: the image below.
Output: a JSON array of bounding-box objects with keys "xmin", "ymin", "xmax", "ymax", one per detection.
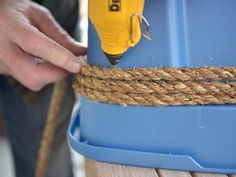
[{"xmin": 69, "ymin": 0, "xmax": 236, "ymax": 173}]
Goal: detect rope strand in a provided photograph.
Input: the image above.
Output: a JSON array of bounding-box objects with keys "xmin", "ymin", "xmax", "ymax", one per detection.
[
  {"xmin": 35, "ymin": 81, "xmax": 65, "ymax": 177},
  {"xmin": 80, "ymin": 63, "xmax": 236, "ymax": 81}
]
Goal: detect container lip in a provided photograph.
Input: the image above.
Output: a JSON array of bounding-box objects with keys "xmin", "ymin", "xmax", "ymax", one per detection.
[{"xmin": 67, "ymin": 111, "xmax": 236, "ymax": 174}]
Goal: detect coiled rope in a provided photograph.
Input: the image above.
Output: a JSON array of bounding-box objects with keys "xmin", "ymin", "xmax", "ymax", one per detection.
[{"xmin": 74, "ymin": 62, "xmax": 236, "ymax": 106}]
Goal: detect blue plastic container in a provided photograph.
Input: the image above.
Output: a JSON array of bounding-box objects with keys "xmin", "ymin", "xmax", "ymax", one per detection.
[{"xmin": 68, "ymin": 0, "xmax": 236, "ymax": 174}]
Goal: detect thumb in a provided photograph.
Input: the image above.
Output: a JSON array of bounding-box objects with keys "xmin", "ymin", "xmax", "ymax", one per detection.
[{"xmin": 9, "ymin": 46, "xmax": 67, "ymax": 91}]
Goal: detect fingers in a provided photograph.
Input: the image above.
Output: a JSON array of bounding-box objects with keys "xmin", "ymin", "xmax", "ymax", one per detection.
[
  {"xmin": 9, "ymin": 45, "xmax": 67, "ymax": 91},
  {"xmin": 9, "ymin": 19, "xmax": 81, "ymax": 73},
  {"xmin": 31, "ymin": 4, "xmax": 87, "ymax": 56}
]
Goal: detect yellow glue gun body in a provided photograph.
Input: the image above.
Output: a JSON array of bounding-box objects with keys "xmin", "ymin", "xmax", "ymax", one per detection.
[{"xmin": 89, "ymin": 0, "xmax": 147, "ymax": 65}]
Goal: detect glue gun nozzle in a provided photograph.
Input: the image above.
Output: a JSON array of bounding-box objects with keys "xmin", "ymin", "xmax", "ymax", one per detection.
[{"xmin": 104, "ymin": 52, "xmax": 122, "ymax": 66}]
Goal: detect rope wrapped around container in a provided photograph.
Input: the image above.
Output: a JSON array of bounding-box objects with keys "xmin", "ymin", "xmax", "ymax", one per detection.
[{"xmin": 74, "ymin": 61, "xmax": 236, "ymax": 106}]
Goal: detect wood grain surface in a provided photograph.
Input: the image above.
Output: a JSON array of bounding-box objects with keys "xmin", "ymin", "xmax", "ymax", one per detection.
[{"xmin": 85, "ymin": 159, "xmax": 234, "ymax": 177}]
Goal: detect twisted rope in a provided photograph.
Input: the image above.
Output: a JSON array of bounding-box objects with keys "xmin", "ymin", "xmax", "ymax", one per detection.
[
  {"xmin": 74, "ymin": 62, "xmax": 236, "ymax": 106},
  {"xmin": 35, "ymin": 81, "xmax": 65, "ymax": 177}
]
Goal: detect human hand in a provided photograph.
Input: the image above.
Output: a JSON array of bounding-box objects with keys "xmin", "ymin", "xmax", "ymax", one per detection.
[{"xmin": 0, "ymin": 0, "xmax": 86, "ymax": 90}]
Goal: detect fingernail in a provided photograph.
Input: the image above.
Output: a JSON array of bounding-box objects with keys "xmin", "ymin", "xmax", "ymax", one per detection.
[{"xmin": 69, "ymin": 61, "xmax": 80, "ymax": 73}]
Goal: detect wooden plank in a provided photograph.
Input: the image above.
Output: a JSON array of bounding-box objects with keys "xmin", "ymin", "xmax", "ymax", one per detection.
[
  {"xmin": 192, "ymin": 172, "xmax": 228, "ymax": 177},
  {"xmin": 157, "ymin": 169, "xmax": 192, "ymax": 177},
  {"xmin": 228, "ymin": 175, "xmax": 236, "ymax": 177},
  {"xmin": 85, "ymin": 159, "xmax": 159, "ymax": 177}
]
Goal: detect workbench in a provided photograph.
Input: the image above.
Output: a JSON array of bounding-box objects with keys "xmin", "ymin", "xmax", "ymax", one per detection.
[{"xmin": 85, "ymin": 159, "xmax": 235, "ymax": 177}]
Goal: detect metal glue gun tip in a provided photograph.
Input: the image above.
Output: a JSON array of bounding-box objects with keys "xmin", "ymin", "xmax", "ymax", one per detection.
[{"xmin": 104, "ymin": 52, "xmax": 123, "ymax": 66}]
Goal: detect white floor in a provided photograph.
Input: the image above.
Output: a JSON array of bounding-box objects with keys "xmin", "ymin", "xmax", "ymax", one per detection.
[
  {"xmin": 71, "ymin": 149, "xmax": 86, "ymax": 177},
  {"xmin": 0, "ymin": 136, "xmax": 85, "ymax": 177},
  {"xmin": 0, "ymin": 137, "xmax": 15, "ymax": 177}
]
